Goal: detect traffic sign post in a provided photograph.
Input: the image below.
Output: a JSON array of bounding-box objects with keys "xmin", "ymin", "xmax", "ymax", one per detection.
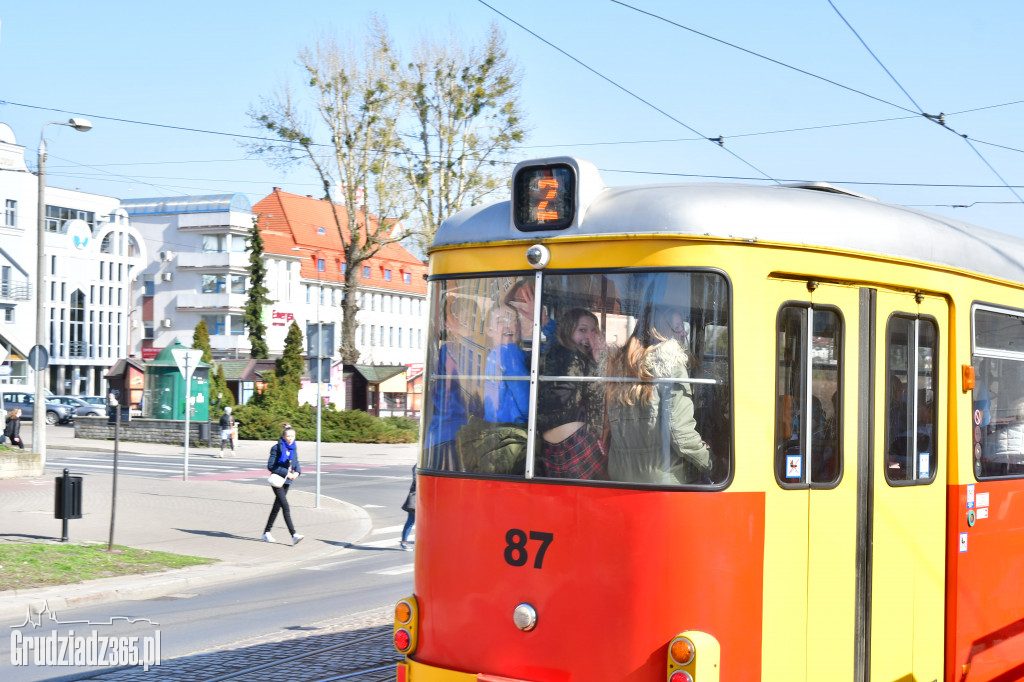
[{"xmin": 171, "ymin": 349, "xmax": 204, "ymax": 481}]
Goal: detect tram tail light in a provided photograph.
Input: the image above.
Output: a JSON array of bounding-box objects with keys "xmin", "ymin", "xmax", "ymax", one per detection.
[
  {"xmin": 393, "ymin": 595, "xmax": 419, "ymax": 655},
  {"xmin": 667, "ymin": 631, "xmax": 720, "ymax": 681}
]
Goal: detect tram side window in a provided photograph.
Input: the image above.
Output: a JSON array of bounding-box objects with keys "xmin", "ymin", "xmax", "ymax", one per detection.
[
  {"xmin": 422, "ymin": 275, "xmax": 533, "ymax": 475},
  {"xmin": 421, "ymin": 271, "xmax": 732, "ymax": 487},
  {"xmin": 538, "ymin": 271, "xmax": 731, "ymax": 486},
  {"xmin": 774, "ymin": 305, "xmax": 842, "ymax": 488},
  {"xmin": 884, "ymin": 315, "xmax": 938, "ymax": 484},
  {"xmin": 972, "ymin": 307, "xmax": 1024, "ymax": 479}
]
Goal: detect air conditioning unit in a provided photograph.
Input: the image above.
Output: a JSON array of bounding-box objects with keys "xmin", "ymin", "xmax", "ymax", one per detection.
[
  {"xmin": 160, "ymin": 319, "xmax": 173, "ymax": 328},
  {"xmin": 159, "ymin": 250, "xmax": 175, "ymax": 261},
  {"xmin": 161, "ymin": 273, "xmax": 173, "ymax": 282}
]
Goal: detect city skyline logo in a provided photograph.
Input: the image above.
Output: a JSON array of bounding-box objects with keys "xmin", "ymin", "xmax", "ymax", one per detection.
[{"xmin": 10, "ymin": 600, "xmax": 161, "ymax": 671}]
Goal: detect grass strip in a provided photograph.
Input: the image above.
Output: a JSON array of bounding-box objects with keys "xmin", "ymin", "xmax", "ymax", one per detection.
[{"xmin": 0, "ymin": 543, "xmax": 214, "ymax": 592}]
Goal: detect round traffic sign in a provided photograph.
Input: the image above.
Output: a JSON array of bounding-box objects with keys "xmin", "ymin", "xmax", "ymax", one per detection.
[{"xmin": 28, "ymin": 345, "xmax": 49, "ymax": 371}]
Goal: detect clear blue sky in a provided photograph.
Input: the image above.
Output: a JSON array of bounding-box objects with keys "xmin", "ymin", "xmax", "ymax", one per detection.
[{"xmin": 2, "ymin": 1, "xmax": 1022, "ymax": 236}]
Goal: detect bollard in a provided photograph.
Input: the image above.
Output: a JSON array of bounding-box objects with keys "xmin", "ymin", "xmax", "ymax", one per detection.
[{"xmin": 54, "ymin": 468, "xmax": 83, "ymax": 542}]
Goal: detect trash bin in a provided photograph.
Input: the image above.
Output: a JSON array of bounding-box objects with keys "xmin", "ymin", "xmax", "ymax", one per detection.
[
  {"xmin": 198, "ymin": 421, "xmax": 210, "ymax": 445},
  {"xmin": 54, "ymin": 472, "xmax": 83, "ymax": 520}
]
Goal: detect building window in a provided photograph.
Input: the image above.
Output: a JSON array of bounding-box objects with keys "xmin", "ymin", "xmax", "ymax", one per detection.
[
  {"xmin": 398, "ymin": 328, "xmax": 403, "ymax": 347},
  {"xmin": 317, "ymin": 258, "xmax": 325, "ymax": 272},
  {"xmin": 3, "ymin": 200, "xmax": 16, "ymax": 227},
  {"xmin": 384, "ymin": 269, "xmax": 392, "ymax": 282},
  {"xmin": 202, "ymin": 234, "xmax": 226, "ymax": 252},
  {"xmin": 143, "ymin": 320, "xmax": 154, "ymax": 340},
  {"xmin": 231, "ymin": 275, "xmax": 246, "ymax": 293},
  {"xmin": 341, "ymin": 262, "xmax": 347, "ymax": 275},
  {"xmin": 3, "ymin": 307, "xmax": 13, "ymax": 323},
  {"xmin": 389, "ymin": 327, "xmax": 394, "ymax": 347},
  {"xmin": 202, "ymin": 314, "xmax": 226, "ymax": 335},
  {"xmin": 231, "ymin": 235, "xmax": 247, "ymax": 252},
  {"xmin": 403, "ymin": 271, "xmax": 411, "ymax": 284},
  {"xmin": 230, "ymin": 316, "xmax": 245, "ymax": 335},
  {"xmin": 101, "ymin": 234, "xmax": 114, "ymax": 254},
  {"xmin": 202, "ymin": 275, "xmax": 227, "ymax": 293},
  {"xmin": 45, "ymin": 205, "xmax": 94, "ymax": 233},
  {"xmin": 143, "ymin": 276, "xmax": 154, "ymax": 297},
  {"xmin": 305, "ymin": 285, "xmax": 311, "ymax": 304},
  {"xmin": 69, "ymin": 290, "xmax": 85, "ymax": 358},
  {"xmin": 363, "ymin": 265, "xmax": 371, "ymax": 278}
]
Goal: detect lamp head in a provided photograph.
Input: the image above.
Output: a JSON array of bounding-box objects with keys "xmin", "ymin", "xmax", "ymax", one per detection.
[{"xmin": 68, "ymin": 118, "xmax": 92, "ymax": 132}]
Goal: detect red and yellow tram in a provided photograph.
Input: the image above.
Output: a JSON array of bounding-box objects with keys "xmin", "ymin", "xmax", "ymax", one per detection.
[{"xmin": 393, "ymin": 157, "xmax": 1024, "ymax": 681}]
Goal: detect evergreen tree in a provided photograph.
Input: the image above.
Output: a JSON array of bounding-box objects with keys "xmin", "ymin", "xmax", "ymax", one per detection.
[
  {"xmin": 192, "ymin": 319, "xmax": 213, "ymax": 363},
  {"xmin": 244, "ymin": 216, "xmax": 271, "ymax": 359},
  {"xmin": 192, "ymin": 319, "xmax": 235, "ymax": 416},
  {"xmin": 271, "ymin": 321, "xmax": 305, "ymax": 407}
]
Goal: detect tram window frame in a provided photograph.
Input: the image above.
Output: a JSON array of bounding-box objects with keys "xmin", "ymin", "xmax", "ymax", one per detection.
[
  {"xmin": 420, "ymin": 268, "xmax": 734, "ymax": 490},
  {"xmin": 883, "ymin": 313, "xmax": 939, "ymax": 487},
  {"xmin": 773, "ymin": 302, "xmax": 844, "ymax": 490},
  {"xmin": 970, "ymin": 303, "xmax": 1024, "ymax": 480}
]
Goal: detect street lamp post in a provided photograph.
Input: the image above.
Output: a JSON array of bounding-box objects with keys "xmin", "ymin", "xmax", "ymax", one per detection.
[
  {"xmin": 34, "ymin": 118, "xmax": 91, "ymax": 462},
  {"xmin": 292, "ymin": 247, "xmax": 325, "ymax": 508}
]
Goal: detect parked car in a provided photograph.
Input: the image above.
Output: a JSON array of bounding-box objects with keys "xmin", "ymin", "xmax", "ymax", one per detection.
[
  {"xmin": 0, "ymin": 389, "xmax": 75, "ymax": 424},
  {"xmin": 77, "ymin": 395, "xmax": 108, "ymax": 406},
  {"xmin": 51, "ymin": 395, "xmax": 106, "ymax": 417}
]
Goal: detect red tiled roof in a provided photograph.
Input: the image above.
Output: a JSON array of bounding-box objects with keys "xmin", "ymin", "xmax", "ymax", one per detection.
[{"xmin": 253, "ymin": 189, "xmax": 427, "ymax": 294}]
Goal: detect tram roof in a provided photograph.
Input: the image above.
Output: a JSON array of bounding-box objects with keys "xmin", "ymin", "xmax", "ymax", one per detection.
[{"xmin": 435, "ymin": 162, "xmax": 1024, "ymax": 285}]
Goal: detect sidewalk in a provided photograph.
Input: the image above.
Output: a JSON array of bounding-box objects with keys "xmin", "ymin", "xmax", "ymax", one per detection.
[{"xmin": 0, "ymin": 426, "xmax": 417, "ymax": 624}]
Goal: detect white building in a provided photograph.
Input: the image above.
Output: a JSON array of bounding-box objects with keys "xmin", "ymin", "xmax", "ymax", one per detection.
[
  {"xmin": 122, "ymin": 194, "xmax": 255, "ymax": 360},
  {"xmin": 0, "ymin": 122, "xmax": 146, "ymax": 395}
]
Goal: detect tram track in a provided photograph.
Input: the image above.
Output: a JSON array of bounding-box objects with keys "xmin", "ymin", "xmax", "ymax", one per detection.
[{"xmin": 151, "ymin": 627, "xmax": 399, "ymax": 682}]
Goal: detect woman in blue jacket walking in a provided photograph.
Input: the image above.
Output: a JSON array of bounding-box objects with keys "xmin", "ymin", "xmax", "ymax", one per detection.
[{"xmin": 263, "ymin": 425, "xmax": 303, "ymax": 545}]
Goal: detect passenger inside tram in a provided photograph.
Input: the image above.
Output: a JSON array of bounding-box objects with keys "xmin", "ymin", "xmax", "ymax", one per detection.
[
  {"xmin": 536, "ymin": 308, "xmax": 609, "ymax": 480},
  {"xmin": 605, "ymin": 305, "xmax": 712, "ymax": 485},
  {"xmin": 454, "ymin": 301, "xmax": 531, "ymax": 475},
  {"xmin": 482, "ymin": 303, "xmax": 530, "ymax": 424}
]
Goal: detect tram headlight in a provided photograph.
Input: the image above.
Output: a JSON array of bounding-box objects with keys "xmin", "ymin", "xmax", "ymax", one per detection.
[
  {"xmin": 393, "ymin": 596, "xmax": 419, "ymax": 655},
  {"xmin": 525, "ymin": 243, "xmax": 550, "ymax": 269}
]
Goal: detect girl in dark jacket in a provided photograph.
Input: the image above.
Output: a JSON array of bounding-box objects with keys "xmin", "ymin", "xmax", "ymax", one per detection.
[
  {"xmin": 3, "ymin": 408, "xmax": 24, "ymax": 449},
  {"xmin": 263, "ymin": 426, "xmax": 303, "ymax": 545},
  {"xmin": 536, "ymin": 308, "xmax": 608, "ymax": 480}
]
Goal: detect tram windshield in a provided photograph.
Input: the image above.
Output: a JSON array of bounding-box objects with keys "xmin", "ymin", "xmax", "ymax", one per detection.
[{"xmin": 422, "ymin": 270, "xmax": 731, "ymax": 487}]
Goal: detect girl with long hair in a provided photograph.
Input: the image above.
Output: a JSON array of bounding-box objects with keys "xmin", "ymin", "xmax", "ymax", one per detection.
[{"xmin": 605, "ymin": 306, "xmax": 711, "ymax": 484}]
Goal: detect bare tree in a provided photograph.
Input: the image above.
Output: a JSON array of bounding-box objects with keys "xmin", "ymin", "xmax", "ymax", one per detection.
[
  {"xmin": 402, "ymin": 24, "xmax": 526, "ymax": 251},
  {"xmin": 249, "ymin": 19, "xmax": 409, "ymax": 363}
]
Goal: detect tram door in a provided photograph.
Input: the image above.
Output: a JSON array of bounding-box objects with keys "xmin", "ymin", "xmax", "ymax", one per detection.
[
  {"xmin": 773, "ymin": 282, "xmax": 860, "ymax": 680},
  {"xmin": 867, "ymin": 291, "xmax": 946, "ymax": 681}
]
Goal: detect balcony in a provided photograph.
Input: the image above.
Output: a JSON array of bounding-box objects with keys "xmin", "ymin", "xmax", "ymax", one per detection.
[
  {"xmin": 210, "ymin": 334, "xmax": 249, "ymax": 353},
  {"xmin": 0, "ymin": 282, "xmax": 32, "ymax": 301},
  {"xmin": 176, "ymin": 251, "xmax": 251, "ymax": 270},
  {"xmin": 175, "ymin": 293, "xmax": 247, "ymax": 311}
]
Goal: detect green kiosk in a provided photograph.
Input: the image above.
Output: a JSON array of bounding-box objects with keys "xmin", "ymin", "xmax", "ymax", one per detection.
[{"xmin": 147, "ymin": 340, "xmax": 211, "ymax": 421}]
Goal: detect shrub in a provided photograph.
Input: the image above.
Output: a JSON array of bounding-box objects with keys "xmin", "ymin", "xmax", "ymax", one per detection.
[{"xmin": 232, "ymin": 403, "xmax": 418, "ymax": 444}]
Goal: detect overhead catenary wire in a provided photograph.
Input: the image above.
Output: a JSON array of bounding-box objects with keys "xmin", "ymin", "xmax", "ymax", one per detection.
[
  {"xmin": 473, "ymin": 0, "xmax": 782, "ymax": 185},
  {"xmin": 825, "ymin": 0, "xmax": 1023, "ymax": 204}
]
